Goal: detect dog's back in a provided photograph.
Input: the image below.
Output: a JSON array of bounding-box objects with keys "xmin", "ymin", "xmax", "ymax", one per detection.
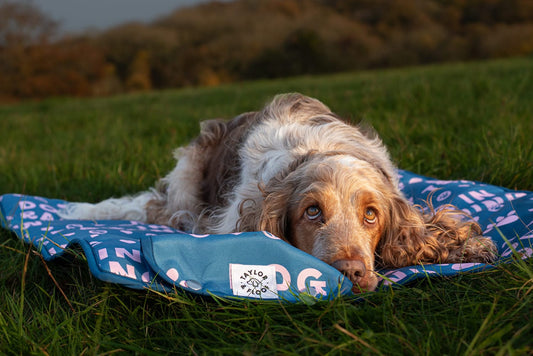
[
  {"xmin": 197, "ymin": 113, "xmax": 259, "ymax": 208},
  {"xmin": 60, "ymin": 93, "xmax": 393, "ymax": 232}
]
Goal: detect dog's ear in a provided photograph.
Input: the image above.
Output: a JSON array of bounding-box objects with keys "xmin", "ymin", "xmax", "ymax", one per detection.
[
  {"xmin": 376, "ymin": 195, "xmax": 496, "ymax": 268},
  {"xmin": 377, "ymin": 195, "xmax": 434, "ymax": 268},
  {"xmin": 234, "ymin": 181, "xmax": 290, "ymax": 239},
  {"xmin": 247, "ymin": 153, "xmax": 315, "ymax": 240},
  {"xmin": 255, "ymin": 181, "xmax": 291, "ymax": 240}
]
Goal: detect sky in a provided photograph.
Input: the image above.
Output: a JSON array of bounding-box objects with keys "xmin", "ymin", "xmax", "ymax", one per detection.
[{"xmin": 31, "ymin": 0, "xmax": 215, "ymax": 33}]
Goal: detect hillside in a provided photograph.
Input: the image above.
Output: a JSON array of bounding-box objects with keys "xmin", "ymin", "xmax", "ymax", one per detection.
[{"xmin": 0, "ymin": 57, "xmax": 532, "ymax": 354}]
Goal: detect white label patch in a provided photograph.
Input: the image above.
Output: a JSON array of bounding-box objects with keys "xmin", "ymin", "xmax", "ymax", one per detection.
[{"xmin": 230, "ymin": 264, "xmax": 278, "ymax": 299}]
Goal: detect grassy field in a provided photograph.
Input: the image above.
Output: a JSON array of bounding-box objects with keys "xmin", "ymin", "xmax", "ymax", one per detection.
[{"xmin": 1, "ymin": 57, "xmax": 532, "ymax": 354}]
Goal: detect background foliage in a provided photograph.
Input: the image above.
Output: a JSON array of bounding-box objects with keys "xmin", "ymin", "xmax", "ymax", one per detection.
[{"xmin": 1, "ymin": 0, "xmax": 533, "ymax": 100}]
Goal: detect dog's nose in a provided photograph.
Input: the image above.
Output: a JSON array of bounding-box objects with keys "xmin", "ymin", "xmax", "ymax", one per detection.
[{"xmin": 331, "ymin": 259, "xmax": 366, "ymax": 283}]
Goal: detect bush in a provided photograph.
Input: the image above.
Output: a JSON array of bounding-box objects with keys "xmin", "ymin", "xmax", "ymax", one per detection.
[{"xmin": 0, "ymin": 40, "xmax": 107, "ymax": 99}]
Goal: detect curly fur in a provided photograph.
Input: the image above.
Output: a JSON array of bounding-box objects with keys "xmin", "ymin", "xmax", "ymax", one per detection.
[{"xmin": 60, "ymin": 93, "xmax": 497, "ymax": 293}]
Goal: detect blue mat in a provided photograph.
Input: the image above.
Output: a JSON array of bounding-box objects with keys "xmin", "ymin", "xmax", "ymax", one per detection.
[{"xmin": 1, "ymin": 170, "xmax": 532, "ymax": 302}]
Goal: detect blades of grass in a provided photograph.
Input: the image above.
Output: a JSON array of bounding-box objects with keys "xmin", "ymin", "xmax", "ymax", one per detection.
[
  {"xmin": 464, "ymin": 297, "xmax": 498, "ymax": 356},
  {"xmin": 333, "ymin": 323, "xmax": 384, "ymax": 355},
  {"xmin": 145, "ymin": 287, "xmax": 195, "ymax": 306},
  {"xmin": 496, "ymin": 226, "xmax": 533, "ymax": 280},
  {"xmin": 90, "ymin": 287, "xmax": 110, "ymax": 354},
  {"xmin": 36, "ymin": 252, "xmax": 74, "ymax": 312},
  {"xmin": 0, "ymin": 242, "xmax": 26, "ymax": 255},
  {"xmin": 18, "ymin": 244, "xmax": 32, "ymax": 338},
  {"xmin": 278, "ymin": 300, "xmax": 304, "ymax": 335},
  {"xmin": 98, "ymin": 340, "xmax": 162, "ymax": 356},
  {"xmin": 0, "ymin": 311, "xmax": 10, "ymax": 346},
  {"xmin": 495, "ymin": 323, "xmax": 532, "ymax": 356}
]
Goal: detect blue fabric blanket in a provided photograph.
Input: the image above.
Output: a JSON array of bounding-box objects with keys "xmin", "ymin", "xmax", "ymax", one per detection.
[{"xmin": 1, "ymin": 170, "xmax": 532, "ymax": 302}]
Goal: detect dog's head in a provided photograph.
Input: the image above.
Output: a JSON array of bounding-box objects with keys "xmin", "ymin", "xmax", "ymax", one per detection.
[
  {"xmin": 246, "ymin": 152, "xmax": 489, "ymax": 294},
  {"xmin": 253, "ymin": 153, "xmax": 390, "ymax": 292}
]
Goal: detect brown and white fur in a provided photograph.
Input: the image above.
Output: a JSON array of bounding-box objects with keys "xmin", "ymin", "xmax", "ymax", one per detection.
[{"xmin": 60, "ymin": 93, "xmax": 496, "ymax": 293}]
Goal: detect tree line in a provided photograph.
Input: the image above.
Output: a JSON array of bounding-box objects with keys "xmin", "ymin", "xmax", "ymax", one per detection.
[{"xmin": 1, "ymin": 0, "xmax": 532, "ymax": 101}]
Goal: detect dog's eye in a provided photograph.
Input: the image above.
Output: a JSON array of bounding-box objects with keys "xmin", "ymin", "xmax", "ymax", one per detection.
[
  {"xmin": 305, "ymin": 206, "xmax": 322, "ymax": 220},
  {"xmin": 364, "ymin": 208, "xmax": 377, "ymax": 224}
]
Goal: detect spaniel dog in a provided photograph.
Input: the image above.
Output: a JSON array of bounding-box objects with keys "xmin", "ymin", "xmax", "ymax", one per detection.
[{"xmin": 61, "ymin": 93, "xmax": 496, "ymax": 293}]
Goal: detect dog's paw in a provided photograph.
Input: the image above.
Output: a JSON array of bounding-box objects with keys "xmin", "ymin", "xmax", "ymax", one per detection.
[{"xmin": 461, "ymin": 236, "xmax": 498, "ymax": 263}]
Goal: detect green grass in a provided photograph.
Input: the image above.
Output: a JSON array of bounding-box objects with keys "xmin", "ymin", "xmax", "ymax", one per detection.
[{"xmin": 1, "ymin": 57, "xmax": 532, "ymax": 354}]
